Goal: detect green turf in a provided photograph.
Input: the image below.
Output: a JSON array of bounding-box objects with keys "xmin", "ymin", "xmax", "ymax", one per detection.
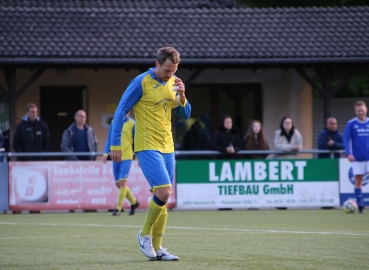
[{"xmin": 0, "ymin": 210, "xmax": 368, "ymax": 269}]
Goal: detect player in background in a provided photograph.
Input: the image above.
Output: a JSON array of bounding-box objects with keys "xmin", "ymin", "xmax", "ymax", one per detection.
[
  {"xmin": 110, "ymin": 46, "xmax": 191, "ymax": 261},
  {"xmin": 344, "ymin": 100, "xmax": 369, "ymax": 214},
  {"xmin": 102, "ymin": 113, "xmax": 140, "ymax": 216}
]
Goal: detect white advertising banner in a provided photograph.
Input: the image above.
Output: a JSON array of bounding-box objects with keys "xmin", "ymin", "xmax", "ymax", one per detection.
[
  {"xmin": 176, "ymin": 159, "xmax": 340, "ymax": 209},
  {"xmin": 339, "ymin": 158, "xmax": 369, "ymax": 206}
]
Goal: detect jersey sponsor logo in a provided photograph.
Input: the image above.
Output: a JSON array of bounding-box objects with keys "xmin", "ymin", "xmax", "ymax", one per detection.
[
  {"xmin": 163, "ymin": 103, "xmax": 168, "ymax": 112},
  {"xmin": 153, "ymin": 84, "xmax": 160, "ymax": 89}
]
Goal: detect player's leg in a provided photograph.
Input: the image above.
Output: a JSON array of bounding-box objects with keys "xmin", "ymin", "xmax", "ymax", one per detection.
[
  {"xmin": 150, "ymin": 152, "xmax": 178, "ymax": 261},
  {"xmin": 113, "ymin": 180, "xmax": 127, "ymax": 216},
  {"xmin": 135, "ymin": 151, "xmax": 171, "ymax": 259},
  {"xmin": 118, "ymin": 159, "xmax": 140, "ymax": 215},
  {"xmin": 112, "ymin": 161, "xmax": 129, "ymax": 216},
  {"xmin": 353, "ymin": 161, "xmax": 365, "ymax": 213},
  {"xmin": 152, "ymin": 205, "xmax": 168, "ymax": 251},
  {"xmin": 152, "ymin": 153, "xmax": 174, "ymax": 248},
  {"xmin": 127, "ymin": 189, "xmax": 140, "ymax": 215}
]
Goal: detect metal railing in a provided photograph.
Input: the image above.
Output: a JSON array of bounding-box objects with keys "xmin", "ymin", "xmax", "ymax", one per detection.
[{"xmin": 0, "ymin": 149, "xmax": 346, "ymax": 162}]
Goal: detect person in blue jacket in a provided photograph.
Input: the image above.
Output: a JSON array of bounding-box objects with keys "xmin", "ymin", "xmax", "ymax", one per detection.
[{"xmin": 317, "ymin": 117, "xmax": 344, "ymax": 158}]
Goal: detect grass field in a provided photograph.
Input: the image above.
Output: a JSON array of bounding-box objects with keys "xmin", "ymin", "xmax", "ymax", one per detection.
[{"xmin": 0, "ymin": 209, "xmax": 368, "ymax": 270}]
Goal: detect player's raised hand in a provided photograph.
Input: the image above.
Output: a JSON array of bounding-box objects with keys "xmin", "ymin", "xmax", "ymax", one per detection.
[
  {"xmin": 110, "ymin": 150, "xmax": 122, "ymax": 162},
  {"xmin": 173, "ymin": 77, "xmax": 186, "ymax": 103}
]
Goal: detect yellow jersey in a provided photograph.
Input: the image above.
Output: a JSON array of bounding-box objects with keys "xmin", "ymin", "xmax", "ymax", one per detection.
[{"xmin": 111, "ymin": 68, "xmax": 191, "ymax": 153}]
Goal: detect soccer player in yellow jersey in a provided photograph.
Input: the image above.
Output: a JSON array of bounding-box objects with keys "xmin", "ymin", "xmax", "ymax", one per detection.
[
  {"xmin": 110, "ymin": 47, "xmax": 191, "ymax": 261},
  {"xmin": 102, "ymin": 114, "xmax": 139, "ymax": 216}
]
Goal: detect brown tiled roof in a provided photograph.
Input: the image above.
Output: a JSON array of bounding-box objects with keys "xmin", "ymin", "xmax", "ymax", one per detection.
[{"xmin": 0, "ymin": 0, "xmax": 368, "ymax": 65}]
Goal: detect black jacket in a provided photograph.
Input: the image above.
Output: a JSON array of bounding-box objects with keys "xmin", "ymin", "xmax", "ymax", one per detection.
[
  {"xmin": 317, "ymin": 128, "xmax": 344, "ymax": 158},
  {"xmin": 183, "ymin": 122, "xmax": 210, "ymax": 151},
  {"xmin": 213, "ymin": 126, "xmax": 242, "ymax": 158},
  {"xmin": 13, "ymin": 116, "xmax": 50, "ymax": 161}
]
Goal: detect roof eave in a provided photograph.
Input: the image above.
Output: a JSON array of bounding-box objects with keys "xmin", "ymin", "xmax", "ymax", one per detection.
[{"xmin": 0, "ymin": 57, "xmax": 368, "ymax": 68}]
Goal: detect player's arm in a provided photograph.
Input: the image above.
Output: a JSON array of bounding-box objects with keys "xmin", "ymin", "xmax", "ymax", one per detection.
[
  {"xmin": 110, "ymin": 80, "xmax": 142, "ymax": 162},
  {"xmin": 173, "ymin": 76, "xmax": 191, "ymax": 120},
  {"xmin": 343, "ymin": 122, "xmax": 354, "ymax": 161},
  {"xmin": 174, "ymin": 96, "xmax": 191, "ymax": 120},
  {"xmin": 102, "ymin": 121, "xmax": 113, "ymax": 163}
]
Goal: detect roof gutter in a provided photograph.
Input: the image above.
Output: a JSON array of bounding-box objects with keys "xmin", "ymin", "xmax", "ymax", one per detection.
[{"xmin": 0, "ymin": 57, "xmax": 368, "ymax": 67}]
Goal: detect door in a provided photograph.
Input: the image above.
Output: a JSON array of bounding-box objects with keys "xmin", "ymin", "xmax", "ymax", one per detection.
[{"xmin": 40, "ymin": 86, "xmax": 86, "ymax": 158}]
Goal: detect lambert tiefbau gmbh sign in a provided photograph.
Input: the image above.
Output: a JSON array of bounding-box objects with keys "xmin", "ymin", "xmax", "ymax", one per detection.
[{"xmin": 176, "ymin": 159, "xmax": 339, "ymax": 209}]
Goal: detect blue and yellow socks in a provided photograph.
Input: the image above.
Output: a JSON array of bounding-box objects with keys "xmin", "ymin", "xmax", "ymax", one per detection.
[
  {"xmin": 116, "ymin": 187, "xmax": 128, "ymax": 211},
  {"xmin": 141, "ymin": 195, "xmax": 165, "ymax": 237},
  {"xmin": 152, "ymin": 205, "xmax": 168, "ymax": 251}
]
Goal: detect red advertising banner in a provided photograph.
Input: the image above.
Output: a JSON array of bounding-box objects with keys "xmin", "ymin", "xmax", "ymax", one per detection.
[{"xmin": 9, "ymin": 161, "xmax": 176, "ymax": 211}]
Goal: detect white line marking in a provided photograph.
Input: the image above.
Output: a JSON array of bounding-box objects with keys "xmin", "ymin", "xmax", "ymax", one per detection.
[
  {"xmin": 0, "ymin": 235, "xmax": 86, "ymax": 240},
  {"xmin": 0, "ymin": 222, "xmax": 367, "ymax": 236}
]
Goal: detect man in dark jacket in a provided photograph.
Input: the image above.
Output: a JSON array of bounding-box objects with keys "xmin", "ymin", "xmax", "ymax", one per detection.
[
  {"xmin": 212, "ymin": 116, "xmax": 242, "ymax": 159},
  {"xmin": 13, "ymin": 103, "xmax": 50, "ymax": 161},
  {"xmin": 60, "ymin": 110, "xmax": 98, "ymax": 160},
  {"xmin": 318, "ymin": 117, "xmax": 344, "ymax": 158}
]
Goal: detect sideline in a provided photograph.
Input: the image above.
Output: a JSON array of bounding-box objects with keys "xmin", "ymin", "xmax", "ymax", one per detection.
[{"xmin": 0, "ymin": 222, "xmax": 368, "ymax": 236}]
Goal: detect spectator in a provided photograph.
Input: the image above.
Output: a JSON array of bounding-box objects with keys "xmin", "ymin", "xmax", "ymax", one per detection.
[
  {"xmin": 13, "ymin": 103, "xmax": 50, "ymax": 161},
  {"xmin": 213, "ymin": 115, "xmax": 242, "ymax": 159},
  {"xmin": 318, "ymin": 117, "xmax": 344, "ymax": 158},
  {"xmin": 274, "ymin": 116, "xmax": 302, "ymax": 158},
  {"xmin": 60, "ymin": 110, "xmax": 98, "ymax": 160},
  {"xmin": 183, "ymin": 121, "xmax": 210, "ymax": 151},
  {"xmin": 243, "ymin": 120, "xmax": 269, "ymax": 159}
]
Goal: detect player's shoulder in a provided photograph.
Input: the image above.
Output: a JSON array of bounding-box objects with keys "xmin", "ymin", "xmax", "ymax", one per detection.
[
  {"xmin": 347, "ymin": 117, "xmax": 358, "ymax": 125},
  {"xmin": 131, "ymin": 70, "xmax": 151, "ymax": 84}
]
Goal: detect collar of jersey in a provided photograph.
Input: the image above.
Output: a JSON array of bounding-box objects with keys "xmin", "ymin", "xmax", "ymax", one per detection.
[{"xmin": 149, "ymin": 68, "xmax": 168, "ymax": 86}]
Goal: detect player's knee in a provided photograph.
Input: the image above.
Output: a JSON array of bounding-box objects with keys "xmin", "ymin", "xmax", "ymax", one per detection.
[
  {"xmin": 155, "ymin": 189, "xmax": 171, "ymax": 202},
  {"xmin": 121, "ymin": 180, "xmax": 128, "ymax": 187}
]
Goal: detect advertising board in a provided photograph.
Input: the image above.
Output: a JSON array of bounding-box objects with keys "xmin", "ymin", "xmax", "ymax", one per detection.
[
  {"xmin": 177, "ymin": 159, "xmax": 339, "ymax": 209},
  {"xmin": 9, "ymin": 160, "xmax": 176, "ymax": 211}
]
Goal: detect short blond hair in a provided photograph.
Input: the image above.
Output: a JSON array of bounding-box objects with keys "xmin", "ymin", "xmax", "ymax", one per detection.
[
  {"xmin": 354, "ymin": 100, "xmax": 367, "ymax": 108},
  {"xmin": 26, "ymin": 103, "xmax": 37, "ymax": 111}
]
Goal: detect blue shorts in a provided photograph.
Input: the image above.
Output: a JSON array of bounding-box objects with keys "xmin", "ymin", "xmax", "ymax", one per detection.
[
  {"xmin": 113, "ymin": 160, "xmax": 132, "ymax": 182},
  {"xmin": 136, "ymin": 151, "xmax": 175, "ymax": 191}
]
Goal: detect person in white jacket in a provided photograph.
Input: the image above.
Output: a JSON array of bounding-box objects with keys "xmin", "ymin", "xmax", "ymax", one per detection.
[{"xmin": 274, "ymin": 116, "xmax": 303, "ymax": 158}]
